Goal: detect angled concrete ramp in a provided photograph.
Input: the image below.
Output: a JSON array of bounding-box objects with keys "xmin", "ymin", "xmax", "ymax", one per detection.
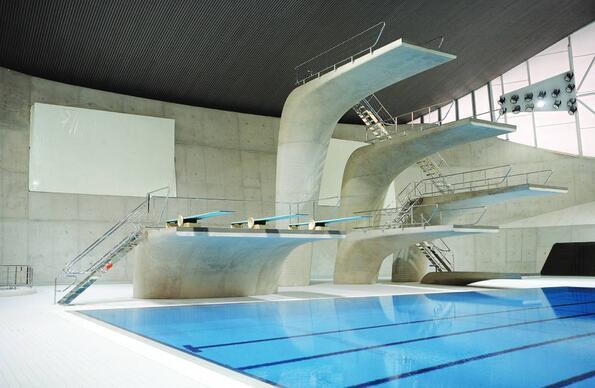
[{"xmin": 334, "ymin": 225, "xmax": 498, "ymax": 284}]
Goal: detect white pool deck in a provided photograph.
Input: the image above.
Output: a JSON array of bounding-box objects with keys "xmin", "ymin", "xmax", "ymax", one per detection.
[{"xmin": 1, "ymin": 277, "xmax": 594, "ymax": 388}]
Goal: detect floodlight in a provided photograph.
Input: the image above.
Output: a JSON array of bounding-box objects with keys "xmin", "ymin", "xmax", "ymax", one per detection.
[
  {"xmin": 564, "ymin": 71, "xmax": 574, "ymax": 82},
  {"xmin": 553, "ymin": 100, "xmax": 562, "ymax": 110},
  {"xmin": 566, "ymin": 84, "xmax": 575, "ymax": 93},
  {"xmin": 552, "ymin": 89, "xmax": 560, "ymax": 98},
  {"xmin": 537, "ymin": 91, "xmax": 546, "ymax": 99},
  {"xmin": 512, "ymin": 105, "xmax": 521, "ymax": 114},
  {"xmin": 510, "ymin": 94, "xmax": 519, "ymax": 104},
  {"xmin": 525, "ymin": 103, "xmax": 534, "ymax": 112},
  {"xmin": 498, "ymin": 96, "xmax": 506, "ymax": 105},
  {"xmin": 524, "ymin": 92, "xmax": 533, "ymax": 102},
  {"xmin": 568, "ymin": 105, "xmax": 577, "ymax": 115}
]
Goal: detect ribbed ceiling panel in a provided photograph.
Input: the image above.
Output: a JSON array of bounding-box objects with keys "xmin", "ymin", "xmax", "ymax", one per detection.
[{"xmin": 0, "ymin": 0, "xmax": 593, "ymax": 122}]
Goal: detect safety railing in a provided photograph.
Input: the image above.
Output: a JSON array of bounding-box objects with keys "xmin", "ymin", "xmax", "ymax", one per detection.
[
  {"xmin": 405, "ymin": 166, "xmax": 553, "ymax": 198},
  {"xmin": 1, "ymin": 265, "xmax": 33, "ymax": 289},
  {"xmin": 295, "ymin": 22, "xmax": 385, "ymax": 85},
  {"xmin": 54, "ymin": 186, "xmax": 170, "ymax": 302},
  {"xmin": 352, "ymin": 203, "xmax": 488, "ymax": 230}
]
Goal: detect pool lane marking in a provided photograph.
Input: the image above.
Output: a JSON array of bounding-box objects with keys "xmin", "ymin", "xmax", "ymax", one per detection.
[
  {"xmin": 181, "ymin": 299, "xmax": 595, "ymax": 353},
  {"xmin": 348, "ymin": 332, "xmax": 595, "ymax": 387},
  {"xmin": 545, "ymin": 370, "xmax": 595, "ymax": 388},
  {"xmin": 237, "ymin": 311, "xmax": 595, "ymax": 371}
]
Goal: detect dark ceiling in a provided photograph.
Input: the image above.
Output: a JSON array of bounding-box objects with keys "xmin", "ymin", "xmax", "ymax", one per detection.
[{"xmin": 0, "ymin": 1, "xmax": 593, "ymax": 123}]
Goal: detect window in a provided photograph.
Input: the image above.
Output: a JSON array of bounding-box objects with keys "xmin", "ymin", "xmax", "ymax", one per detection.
[
  {"xmin": 457, "ymin": 93, "xmax": 473, "ymax": 119},
  {"xmin": 506, "ymin": 113, "xmax": 535, "ymax": 146},
  {"xmin": 474, "ymin": 85, "xmax": 491, "ymax": 120}
]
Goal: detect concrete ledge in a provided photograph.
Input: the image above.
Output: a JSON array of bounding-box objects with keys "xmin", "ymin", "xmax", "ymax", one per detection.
[{"xmin": 421, "ymin": 271, "xmax": 522, "ymax": 286}]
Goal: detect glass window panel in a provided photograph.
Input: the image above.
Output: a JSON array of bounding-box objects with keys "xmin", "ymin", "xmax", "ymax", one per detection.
[
  {"xmin": 441, "ymin": 101, "xmax": 456, "ymax": 123},
  {"xmin": 536, "ymin": 122, "xmax": 578, "ymax": 154},
  {"xmin": 571, "ymin": 21, "xmax": 595, "ymax": 57},
  {"xmin": 506, "ymin": 113, "xmax": 535, "ymax": 146},
  {"xmin": 503, "ymin": 63, "xmax": 528, "ymax": 84},
  {"xmin": 577, "ymin": 95, "xmax": 595, "ymax": 129},
  {"xmin": 528, "ymin": 51, "xmax": 570, "ymax": 83},
  {"xmin": 503, "ymin": 80, "xmax": 529, "ymax": 93},
  {"xmin": 422, "ymin": 113, "xmax": 430, "ymax": 123},
  {"xmin": 534, "ymin": 111, "xmax": 575, "ymax": 128},
  {"xmin": 458, "ymin": 93, "xmax": 473, "ymax": 119},
  {"xmin": 474, "ymin": 85, "xmax": 490, "ymax": 116},
  {"xmin": 427, "ymin": 109, "xmax": 439, "ymax": 123},
  {"xmin": 477, "ymin": 112, "xmax": 491, "ymax": 120},
  {"xmin": 581, "ymin": 127, "xmax": 595, "ymax": 157},
  {"xmin": 536, "ymin": 37, "xmax": 568, "ymax": 57},
  {"xmin": 574, "ymin": 54, "xmax": 595, "ymax": 94}
]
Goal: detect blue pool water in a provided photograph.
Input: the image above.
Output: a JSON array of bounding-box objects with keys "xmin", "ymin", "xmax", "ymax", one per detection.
[{"xmin": 81, "ymin": 287, "xmax": 595, "ymax": 387}]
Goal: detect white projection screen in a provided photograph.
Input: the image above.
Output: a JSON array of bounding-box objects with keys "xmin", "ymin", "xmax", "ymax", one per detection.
[{"xmin": 29, "ymin": 103, "xmax": 177, "ymax": 197}]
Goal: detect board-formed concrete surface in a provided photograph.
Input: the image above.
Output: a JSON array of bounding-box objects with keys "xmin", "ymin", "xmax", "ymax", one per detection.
[
  {"xmin": 334, "ymin": 225, "xmax": 499, "ymax": 284},
  {"xmin": 133, "ymin": 227, "xmax": 344, "ymax": 298}
]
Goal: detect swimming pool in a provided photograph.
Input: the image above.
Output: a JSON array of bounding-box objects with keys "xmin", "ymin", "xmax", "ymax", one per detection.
[{"xmin": 81, "ymin": 287, "xmax": 595, "ymax": 387}]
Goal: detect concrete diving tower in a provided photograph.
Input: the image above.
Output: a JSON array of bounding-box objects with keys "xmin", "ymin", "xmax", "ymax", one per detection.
[
  {"xmin": 276, "ymin": 39, "xmax": 455, "ymax": 205},
  {"xmin": 276, "ymin": 38, "xmax": 455, "ymax": 285},
  {"xmin": 133, "ymin": 227, "xmax": 344, "ymax": 298},
  {"xmin": 332, "ymin": 118, "xmax": 515, "ymax": 284}
]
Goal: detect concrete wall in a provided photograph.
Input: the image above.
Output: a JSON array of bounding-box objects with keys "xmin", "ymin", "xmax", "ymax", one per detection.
[
  {"xmin": 392, "ymin": 137, "xmax": 595, "ymax": 274},
  {"xmin": 0, "ymin": 67, "xmax": 278, "ymax": 285}
]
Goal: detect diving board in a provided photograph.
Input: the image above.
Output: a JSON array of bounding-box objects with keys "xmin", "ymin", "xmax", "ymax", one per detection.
[
  {"xmin": 289, "ymin": 215, "xmax": 370, "ymax": 230},
  {"xmin": 166, "ymin": 210, "xmax": 234, "ymax": 227},
  {"xmin": 230, "ymin": 214, "xmax": 308, "ymax": 229}
]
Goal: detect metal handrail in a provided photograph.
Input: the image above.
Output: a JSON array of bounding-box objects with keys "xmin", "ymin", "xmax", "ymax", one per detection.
[
  {"xmin": 415, "ymin": 168, "xmax": 553, "ymax": 198},
  {"xmin": 295, "ymin": 22, "xmax": 386, "ymax": 85},
  {"xmin": 353, "ymin": 203, "xmax": 487, "ymax": 230},
  {"xmin": 1, "ymin": 265, "xmax": 33, "ymax": 289},
  {"xmin": 54, "ymin": 186, "xmax": 170, "ymax": 302}
]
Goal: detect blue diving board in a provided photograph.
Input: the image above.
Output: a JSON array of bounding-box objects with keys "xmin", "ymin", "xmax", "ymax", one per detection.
[
  {"xmin": 289, "ymin": 215, "xmax": 370, "ymax": 230},
  {"xmin": 230, "ymin": 214, "xmax": 308, "ymax": 229},
  {"xmin": 166, "ymin": 210, "xmax": 235, "ymax": 227}
]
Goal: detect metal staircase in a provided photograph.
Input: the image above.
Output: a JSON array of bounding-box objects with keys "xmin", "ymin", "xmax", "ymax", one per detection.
[
  {"xmin": 416, "ymin": 240, "xmax": 454, "ymax": 272},
  {"xmin": 352, "ymin": 94, "xmax": 395, "ymax": 143},
  {"xmin": 416, "ymin": 155, "xmax": 453, "ymax": 195},
  {"xmin": 54, "ymin": 187, "xmax": 168, "ymax": 305}
]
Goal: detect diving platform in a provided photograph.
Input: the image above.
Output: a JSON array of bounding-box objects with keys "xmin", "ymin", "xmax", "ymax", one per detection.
[
  {"xmin": 133, "ymin": 227, "xmax": 344, "ymax": 299},
  {"xmin": 334, "ymin": 224, "xmax": 498, "ymax": 284}
]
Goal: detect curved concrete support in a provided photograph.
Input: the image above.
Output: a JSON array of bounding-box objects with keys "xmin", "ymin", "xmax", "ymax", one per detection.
[
  {"xmin": 276, "ymin": 39, "xmax": 455, "ymax": 205},
  {"xmin": 133, "ymin": 227, "xmax": 343, "ymax": 298},
  {"xmin": 334, "ymin": 225, "xmax": 498, "ymax": 284},
  {"xmin": 338, "ymin": 118, "xmax": 516, "ymax": 217}
]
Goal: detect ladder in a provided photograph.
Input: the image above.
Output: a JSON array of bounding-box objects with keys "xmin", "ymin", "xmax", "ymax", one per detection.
[
  {"xmin": 416, "ymin": 155, "xmax": 453, "ymax": 194},
  {"xmin": 54, "ymin": 187, "xmax": 169, "ymax": 305},
  {"xmin": 416, "ymin": 240, "xmax": 454, "ymax": 272},
  {"xmin": 56, "ymin": 229, "xmax": 144, "ymax": 304},
  {"xmin": 353, "ymin": 94, "xmax": 395, "ymax": 143}
]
